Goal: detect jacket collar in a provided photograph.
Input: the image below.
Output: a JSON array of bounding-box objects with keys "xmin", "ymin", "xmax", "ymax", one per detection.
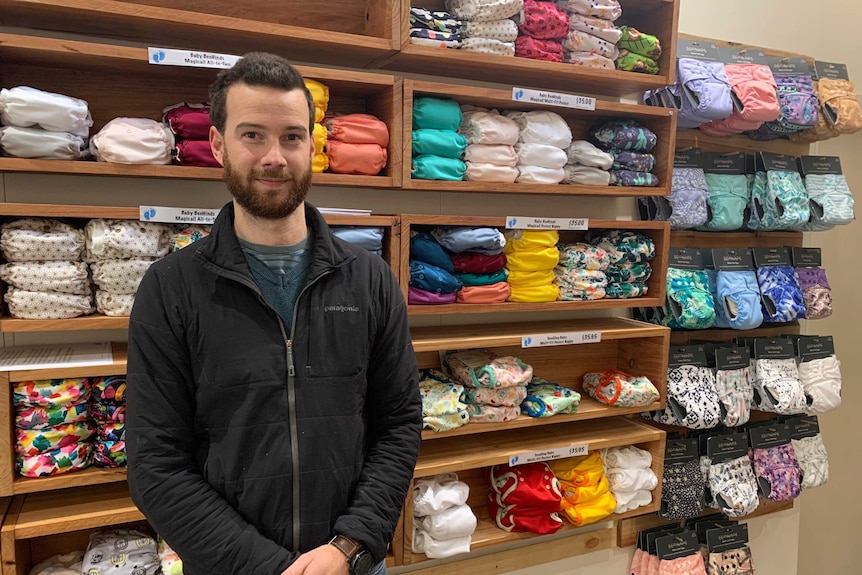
[{"xmin": 195, "ymin": 201, "xmax": 355, "ymax": 281}]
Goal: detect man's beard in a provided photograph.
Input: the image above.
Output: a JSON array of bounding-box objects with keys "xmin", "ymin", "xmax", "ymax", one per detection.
[{"xmin": 223, "ymin": 152, "xmax": 312, "ymax": 220}]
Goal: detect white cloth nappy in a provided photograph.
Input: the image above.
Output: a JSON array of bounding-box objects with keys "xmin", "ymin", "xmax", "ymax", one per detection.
[
  {"xmin": 0, "ymin": 218, "xmax": 85, "ymax": 262},
  {"xmin": 515, "ymin": 142, "xmax": 569, "ymax": 169},
  {"xmin": 460, "ymin": 111, "xmax": 521, "ymax": 145},
  {"xmin": 90, "ymin": 258, "xmax": 157, "ymax": 294},
  {"xmin": 0, "ymin": 125, "xmax": 87, "ymax": 160},
  {"xmin": 516, "ymin": 164, "xmax": 565, "ymax": 184},
  {"xmin": 463, "ymin": 143, "xmax": 519, "ymax": 166},
  {"xmin": 89, "ymin": 117, "xmax": 175, "ymax": 164},
  {"xmin": 0, "ymin": 86, "xmax": 92, "ymax": 137},
  {"xmin": 85, "ymin": 219, "xmax": 174, "ymax": 261},
  {"xmin": 505, "ymin": 110, "xmax": 574, "ymax": 148},
  {"xmin": 0, "ymin": 261, "xmax": 90, "ymax": 295}
]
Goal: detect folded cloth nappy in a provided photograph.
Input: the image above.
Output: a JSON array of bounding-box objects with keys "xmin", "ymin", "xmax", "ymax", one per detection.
[
  {"xmin": 95, "ymin": 291, "xmax": 135, "ymax": 317},
  {"xmin": 412, "ymin": 154, "xmax": 466, "ymax": 180},
  {"xmin": 89, "ymin": 258, "xmax": 156, "ymax": 294},
  {"xmin": 515, "ymin": 142, "xmax": 569, "ymax": 169},
  {"xmin": 0, "ymin": 261, "xmax": 90, "ymax": 295},
  {"xmin": 611, "ymin": 150, "xmax": 655, "ymax": 173},
  {"xmin": 585, "ymin": 230, "xmax": 655, "ymax": 264},
  {"xmin": 85, "ymin": 219, "xmax": 173, "ymax": 261},
  {"xmin": 412, "ymin": 129, "xmax": 468, "ymax": 158},
  {"xmin": 463, "ymin": 382, "xmax": 527, "ymax": 407},
  {"xmin": 567, "ymin": 13, "xmax": 621, "ymax": 43},
  {"xmin": 504, "ymin": 229, "xmax": 558, "ymax": 251},
  {"xmin": 331, "ymin": 226, "xmax": 384, "ymax": 255},
  {"xmin": 460, "ymin": 111, "xmax": 520, "ymax": 145},
  {"xmin": 795, "ymin": 266, "xmax": 832, "ymax": 319},
  {"xmin": 564, "ymin": 0, "xmax": 622, "ymax": 20},
  {"xmin": 1, "ymin": 217, "xmax": 85, "ymax": 262},
  {"xmin": 16, "ymin": 422, "xmax": 94, "ymax": 456},
  {"xmin": 520, "ymin": 378, "xmax": 580, "ymax": 417},
  {"xmin": 413, "ymin": 97, "xmax": 462, "ymax": 131},
  {"xmin": 792, "ymin": 435, "xmax": 829, "ymax": 489},
  {"xmin": 515, "ymin": 36, "xmax": 564, "ymax": 63},
  {"xmin": 467, "ymin": 403, "xmax": 520, "ymax": 422},
  {"xmin": 4, "ymin": 287, "xmax": 93, "ymax": 319},
  {"xmin": 17, "ymin": 441, "xmax": 91, "ymax": 477},
  {"xmin": 90, "ymin": 117, "xmax": 174, "ymax": 164},
  {"xmin": 610, "ymin": 170, "xmax": 659, "ymax": 187},
  {"xmin": 516, "ymin": 164, "xmax": 565, "ymax": 184},
  {"xmin": 445, "ymin": 0, "xmax": 523, "ymax": 21},
  {"xmin": 755, "ymin": 265, "xmax": 804, "ymax": 323},
  {"xmin": 617, "ymin": 26, "xmax": 661, "ymax": 59},
  {"xmin": 432, "ymin": 226, "xmax": 506, "ymax": 254},
  {"xmin": 557, "ymin": 242, "xmax": 610, "ymax": 270},
  {"xmin": 463, "ymin": 143, "xmax": 518, "ymax": 166},
  {"xmin": 410, "ymin": 260, "xmax": 463, "ymax": 294},
  {"xmin": 616, "ymin": 50, "xmax": 659, "ymax": 75},
  {"xmin": 456, "ymin": 282, "xmax": 510, "ymax": 303},
  {"xmin": 803, "ymin": 173, "xmax": 855, "ymax": 231},
  {"xmin": 457, "ymin": 268, "xmax": 509, "ymax": 285},
  {"xmin": 506, "ymin": 110, "xmax": 573, "ymax": 148},
  {"xmin": 565, "ymin": 51, "xmax": 616, "ymax": 70},
  {"xmin": 566, "ymin": 140, "xmax": 614, "ymax": 169},
  {"xmin": 0, "ymin": 86, "xmax": 92, "ymax": 137},
  {"xmin": 413, "ymin": 473, "xmax": 469, "ymax": 515},
  {"xmin": 16, "ymin": 402, "xmax": 89, "ymax": 430},
  {"xmin": 604, "ymin": 281, "xmax": 648, "ymax": 299},
  {"xmin": 590, "ymin": 120, "xmax": 657, "ymax": 152},
  {"xmin": 465, "ymin": 161, "xmax": 519, "ymax": 183},
  {"xmin": 797, "ymin": 355, "xmax": 842, "ymax": 413},
  {"xmin": 452, "ymin": 251, "xmax": 507, "ymax": 273},
  {"xmin": 0, "ymin": 125, "xmax": 87, "ymax": 160},
  {"xmin": 750, "ymin": 443, "xmax": 802, "ymax": 502},
  {"xmin": 462, "ymin": 18, "xmax": 518, "ymax": 41},
  {"xmin": 582, "ymin": 370, "xmax": 659, "ymax": 407},
  {"xmin": 605, "ymin": 261, "xmax": 651, "ymax": 283},
  {"xmin": 162, "ymin": 102, "xmax": 213, "ymax": 139},
  {"xmin": 460, "ymin": 37, "xmax": 515, "ymax": 56},
  {"xmin": 519, "ymin": 0, "xmax": 570, "ymax": 39},
  {"xmin": 444, "ymin": 349, "xmax": 533, "ymax": 388},
  {"xmin": 708, "ymin": 455, "xmax": 759, "ymax": 517},
  {"xmin": 563, "ymin": 163, "xmax": 611, "ymax": 185},
  {"xmin": 563, "ymin": 30, "xmax": 619, "ymax": 59},
  {"xmin": 411, "ymin": 232, "xmax": 454, "ymax": 272}
]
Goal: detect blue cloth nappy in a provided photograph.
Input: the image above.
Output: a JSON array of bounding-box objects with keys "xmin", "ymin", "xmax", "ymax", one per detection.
[
  {"xmin": 409, "ymin": 260, "xmax": 463, "ymax": 294},
  {"xmin": 755, "ymin": 265, "xmax": 805, "ymax": 323}
]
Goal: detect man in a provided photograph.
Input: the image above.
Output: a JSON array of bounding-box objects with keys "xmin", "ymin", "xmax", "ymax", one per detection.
[{"xmin": 126, "ymin": 52, "xmax": 422, "ymax": 575}]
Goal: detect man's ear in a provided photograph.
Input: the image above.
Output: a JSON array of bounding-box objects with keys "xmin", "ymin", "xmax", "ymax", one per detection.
[{"xmin": 210, "ymin": 125, "xmax": 225, "ymax": 166}]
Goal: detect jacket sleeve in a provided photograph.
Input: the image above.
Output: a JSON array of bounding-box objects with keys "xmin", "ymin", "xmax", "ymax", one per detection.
[
  {"xmin": 332, "ymin": 267, "xmax": 422, "ymax": 562},
  {"xmin": 126, "ymin": 265, "xmax": 297, "ymax": 575}
]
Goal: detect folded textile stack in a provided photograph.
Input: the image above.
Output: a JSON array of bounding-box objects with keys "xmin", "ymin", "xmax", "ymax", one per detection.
[
  {"xmin": 505, "ymin": 229, "xmax": 559, "ymax": 302},
  {"xmin": 13, "ymin": 377, "xmax": 92, "ymax": 477},
  {"xmin": 85, "ymin": 219, "xmax": 173, "ymax": 316},
  {"xmin": 488, "ymin": 462, "xmax": 564, "ymax": 534},
  {"xmin": 0, "ymin": 217, "xmax": 93, "ymax": 319},
  {"xmin": 550, "ymin": 452, "xmax": 617, "ymax": 526},
  {"xmin": 446, "ymin": 0, "xmax": 522, "ymax": 56},
  {"xmin": 554, "ymin": 241, "xmax": 610, "ymax": 300},
  {"xmin": 516, "ymin": 0, "xmax": 569, "ymax": 63},
  {"xmin": 83, "ymin": 528, "xmax": 159, "ymax": 575},
  {"xmin": 586, "ymin": 229, "xmax": 655, "ymax": 298},
  {"xmin": 616, "ymin": 25, "xmax": 662, "ymax": 75},
  {"xmin": 507, "ymin": 110, "xmax": 572, "ymax": 184},
  {"xmin": 520, "ymin": 377, "xmax": 580, "ymax": 417},
  {"xmin": 561, "ymin": 0, "xmax": 621, "ymax": 69},
  {"xmin": 331, "ymin": 226, "xmax": 386, "ymax": 256},
  {"xmin": 412, "ymin": 473, "xmax": 477, "ymax": 558},
  {"xmin": 90, "ymin": 376, "xmax": 127, "ymax": 467},
  {"xmin": 602, "ymin": 445, "xmax": 656, "ymax": 513},
  {"xmin": 408, "ymin": 230, "xmax": 462, "ymax": 304},
  {"xmin": 410, "ymin": 7, "xmax": 463, "ymax": 49},
  {"xmin": 305, "ymin": 78, "xmax": 330, "ymax": 172},
  {"xmin": 419, "ymin": 368, "xmax": 470, "ymax": 432},
  {"xmin": 460, "ymin": 106, "xmax": 520, "ymax": 183},
  {"xmin": 324, "ymin": 113, "xmax": 389, "ymax": 175},
  {"xmin": 590, "ymin": 119, "xmax": 659, "ymax": 187},
  {"xmin": 412, "ymin": 97, "xmax": 466, "ymax": 181},
  {"xmin": 91, "ymin": 117, "xmax": 175, "ymax": 164},
  {"xmin": 444, "ymin": 349, "xmax": 532, "ymax": 423},
  {"xmin": 582, "ymin": 369, "xmax": 660, "ymax": 407},
  {"xmin": 162, "ymin": 102, "xmax": 219, "ymax": 167},
  {"xmin": 563, "ymin": 140, "xmax": 614, "ymax": 186},
  {"xmin": 0, "ymin": 86, "xmax": 91, "ymax": 159}
]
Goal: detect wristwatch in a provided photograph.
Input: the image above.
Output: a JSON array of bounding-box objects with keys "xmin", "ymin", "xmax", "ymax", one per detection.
[{"xmin": 328, "ymin": 534, "xmax": 375, "ymax": 575}]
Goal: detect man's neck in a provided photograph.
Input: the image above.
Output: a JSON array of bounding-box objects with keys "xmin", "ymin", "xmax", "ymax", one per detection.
[{"xmin": 233, "ymin": 201, "xmax": 309, "ymax": 246}]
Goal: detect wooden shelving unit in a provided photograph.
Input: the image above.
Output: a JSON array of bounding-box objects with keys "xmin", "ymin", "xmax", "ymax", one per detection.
[
  {"xmin": 402, "ymin": 80, "xmax": 676, "ymax": 197},
  {"xmin": 382, "ymin": 0, "xmax": 679, "ymax": 96},
  {"xmin": 401, "ymin": 215, "xmax": 670, "ymax": 316},
  {"xmin": 0, "ymin": 0, "xmax": 399, "ymax": 69}
]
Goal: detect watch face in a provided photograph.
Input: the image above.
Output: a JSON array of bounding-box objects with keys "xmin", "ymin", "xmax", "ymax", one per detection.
[{"xmin": 351, "ymin": 551, "xmax": 376, "ymax": 575}]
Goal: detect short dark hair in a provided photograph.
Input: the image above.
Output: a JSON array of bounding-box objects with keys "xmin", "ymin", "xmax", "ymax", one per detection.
[{"xmin": 209, "ymin": 52, "xmax": 315, "ymax": 134}]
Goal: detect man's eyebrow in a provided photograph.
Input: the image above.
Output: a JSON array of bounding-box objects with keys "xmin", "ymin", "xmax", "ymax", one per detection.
[{"xmin": 235, "ymin": 122, "xmax": 307, "ymax": 132}]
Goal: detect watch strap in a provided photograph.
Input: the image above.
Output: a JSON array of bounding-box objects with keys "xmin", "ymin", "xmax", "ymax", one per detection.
[{"xmin": 329, "ymin": 534, "xmax": 362, "ymax": 560}]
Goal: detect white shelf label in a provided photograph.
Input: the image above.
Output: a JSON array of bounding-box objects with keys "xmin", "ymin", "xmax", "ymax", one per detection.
[
  {"xmin": 148, "ymin": 47, "xmax": 240, "ymax": 69},
  {"xmin": 509, "ymin": 443, "xmax": 589, "ymax": 466},
  {"xmin": 521, "ymin": 331, "xmax": 602, "ymax": 348},
  {"xmin": 505, "ymin": 216, "xmax": 589, "ymax": 230},
  {"xmin": 512, "ymin": 87, "xmax": 596, "ymax": 111},
  {"xmin": 140, "ymin": 206, "xmax": 220, "ymax": 224}
]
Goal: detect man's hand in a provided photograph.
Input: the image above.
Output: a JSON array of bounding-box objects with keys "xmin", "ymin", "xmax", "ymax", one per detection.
[{"xmin": 280, "ymin": 544, "xmax": 349, "ymax": 575}]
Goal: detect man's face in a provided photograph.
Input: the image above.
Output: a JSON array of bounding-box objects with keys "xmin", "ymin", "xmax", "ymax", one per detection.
[{"xmin": 210, "ymin": 83, "xmax": 314, "ymax": 220}]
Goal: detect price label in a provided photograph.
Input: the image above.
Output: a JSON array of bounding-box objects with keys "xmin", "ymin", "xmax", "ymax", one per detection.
[
  {"xmin": 521, "ymin": 331, "xmax": 602, "ymax": 348},
  {"xmin": 512, "ymin": 87, "xmax": 596, "ymax": 111},
  {"xmin": 505, "ymin": 216, "xmax": 589, "ymax": 230},
  {"xmin": 139, "ymin": 205, "xmax": 220, "ymax": 224},
  {"xmin": 148, "ymin": 47, "xmax": 240, "ymax": 69},
  {"xmin": 509, "ymin": 444, "xmax": 589, "ymax": 466}
]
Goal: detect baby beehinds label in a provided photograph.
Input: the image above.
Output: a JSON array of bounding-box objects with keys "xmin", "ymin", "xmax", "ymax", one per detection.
[
  {"xmin": 148, "ymin": 47, "xmax": 240, "ymax": 69},
  {"xmin": 512, "ymin": 87, "xmax": 596, "ymax": 111}
]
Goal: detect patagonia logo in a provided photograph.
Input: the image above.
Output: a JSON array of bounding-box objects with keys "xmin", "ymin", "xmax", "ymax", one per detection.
[{"xmin": 325, "ymin": 305, "xmax": 359, "ymax": 313}]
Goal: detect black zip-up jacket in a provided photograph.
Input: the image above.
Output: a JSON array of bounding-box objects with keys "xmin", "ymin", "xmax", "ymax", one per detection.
[{"xmin": 126, "ymin": 201, "xmax": 421, "ymax": 575}]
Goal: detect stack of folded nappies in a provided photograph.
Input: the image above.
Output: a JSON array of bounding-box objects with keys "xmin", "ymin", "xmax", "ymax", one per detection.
[
  {"xmin": 162, "ymin": 102, "xmax": 219, "ymax": 167},
  {"xmin": 515, "ymin": 0, "xmax": 569, "ymax": 63},
  {"xmin": 91, "ymin": 117, "xmax": 175, "ymax": 164},
  {"xmin": 561, "ymin": 0, "xmax": 621, "ymax": 69},
  {"xmin": 408, "ymin": 231, "xmax": 462, "ymax": 304},
  {"xmin": 324, "ymin": 113, "xmax": 389, "ymax": 175},
  {"xmin": 413, "ymin": 112, "xmax": 467, "ymax": 180},
  {"xmin": 89, "ymin": 376, "xmax": 127, "ymax": 467},
  {"xmin": 419, "ymin": 368, "xmax": 470, "ymax": 432},
  {"xmin": 504, "ymin": 229, "xmax": 559, "ymax": 302},
  {"xmin": 520, "ymin": 377, "xmax": 581, "ymax": 417},
  {"xmin": 590, "ymin": 120, "xmax": 659, "ymax": 187},
  {"xmin": 331, "ymin": 226, "xmax": 386, "ymax": 256},
  {"xmin": 488, "ymin": 462, "xmax": 564, "ymax": 534},
  {"xmin": 0, "ymin": 86, "xmax": 91, "ymax": 160},
  {"xmin": 550, "ymin": 452, "xmax": 617, "ymax": 526},
  {"xmin": 616, "ymin": 26, "xmax": 662, "ymax": 75},
  {"xmin": 83, "ymin": 529, "xmax": 160, "ymax": 575},
  {"xmin": 446, "ymin": 0, "xmax": 522, "ymax": 56},
  {"xmin": 586, "ymin": 229, "xmax": 655, "ymax": 298},
  {"xmin": 170, "ymin": 224, "xmax": 211, "ymax": 252},
  {"xmin": 444, "ymin": 349, "xmax": 532, "ymax": 423},
  {"xmin": 602, "ymin": 445, "xmax": 656, "ymax": 513},
  {"xmin": 0, "ymin": 218, "xmax": 93, "ymax": 319},
  {"xmin": 507, "ymin": 110, "xmax": 572, "ymax": 184},
  {"xmin": 84, "ymin": 219, "xmax": 173, "ymax": 317},
  {"xmin": 14, "ymin": 377, "xmax": 92, "ymax": 477},
  {"xmin": 413, "ymin": 473, "xmax": 477, "ymax": 559},
  {"xmin": 409, "ymin": 7, "xmax": 463, "ymax": 49},
  {"xmin": 460, "ymin": 105, "xmax": 520, "ymax": 183},
  {"xmin": 304, "ymin": 78, "xmax": 330, "ymax": 173},
  {"xmin": 563, "ymin": 140, "xmax": 614, "ymax": 185},
  {"xmin": 413, "ymin": 97, "xmax": 466, "ymax": 181},
  {"xmin": 436, "ymin": 225, "xmax": 509, "ymax": 303},
  {"xmin": 554, "ymin": 241, "xmax": 610, "ymax": 300}
]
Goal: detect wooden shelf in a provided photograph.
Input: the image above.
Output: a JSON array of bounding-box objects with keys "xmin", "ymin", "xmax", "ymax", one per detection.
[
  {"xmin": 4, "ymin": 483, "xmax": 143, "ymax": 539},
  {"xmin": 8, "ymin": 342, "xmax": 127, "ymax": 383},
  {"xmin": 410, "ymin": 317, "xmax": 667, "ymax": 352},
  {"xmin": 669, "ymin": 230, "xmax": 804, "ymax": 249},
  {"xmin": 408, "ymin": 297, "xmax": 664, "ymax": 316},
  {"xmin": 0, "ymin": 158, "xmax": 395, "ymax": 188},
  {"xmin": 12, "ymin": 468, "xmax": 127, "ymax": 495},
  {"xmin": 0, "ymin": 315, "xmax": 129, "ymax": 334},
  {"xmin": 403, "ymin": 80, "xmax": 676, "ymax": 197},
  {"xmin": 415, "ymin": 418, "xmax": 663, "ymax": 476},
  {"xmin": 0, "ymin": 0, "xmax": 398, "ymax": 69},
  {"xmin": 668, "ymin": 323, "xmax": 800, "ymax": 345}
]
